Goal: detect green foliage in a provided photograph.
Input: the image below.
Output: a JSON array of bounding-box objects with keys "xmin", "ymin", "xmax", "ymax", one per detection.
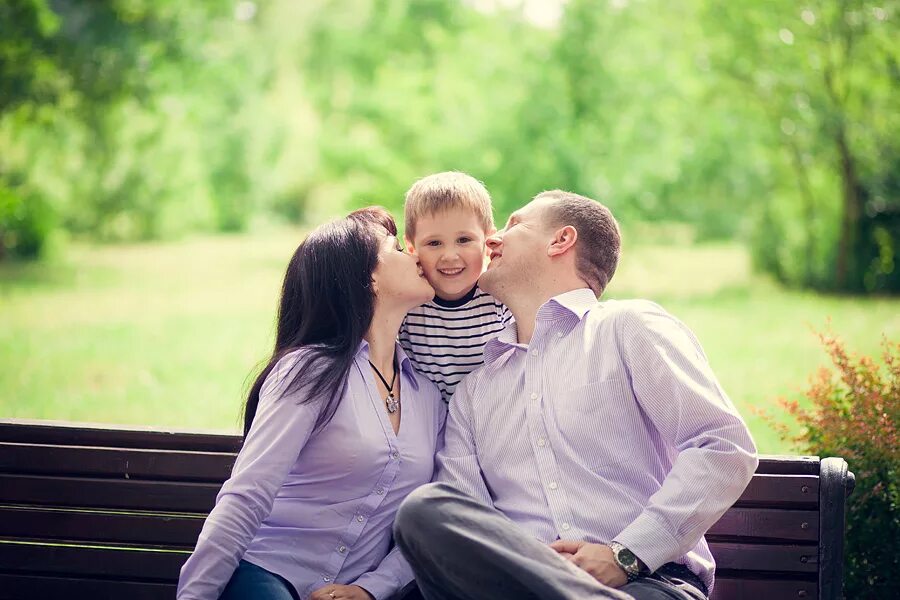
[
  {"xmin": 1, "ymin": 0, "xmax": 898, "ymax": 293},
  {"xmin": 0, "ymin": 170, "xmax": 54, "ymax": 259},
  {"xmin": 766, "ymin": 333, "xmax": 899, "ymax": 597}
]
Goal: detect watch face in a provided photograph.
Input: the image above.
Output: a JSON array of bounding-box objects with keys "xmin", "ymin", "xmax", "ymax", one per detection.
[{"xmin": 617, "ymin": 548, "xmax": 637, "ymax": 567}]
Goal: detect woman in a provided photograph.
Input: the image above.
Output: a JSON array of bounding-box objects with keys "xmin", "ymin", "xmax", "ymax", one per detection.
[{"xmin": 177, "ymin": 207, "xmax": 444, "ymax": 600}]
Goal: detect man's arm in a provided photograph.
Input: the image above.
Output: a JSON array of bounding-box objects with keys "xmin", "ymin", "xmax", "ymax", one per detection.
[
  {"xmin": 613, "ymin": 303, "xmax": 759, "ymax": 572},
  {"xmin": 435, "ymin": 373, "xmax": 494, "ymax": 506}
]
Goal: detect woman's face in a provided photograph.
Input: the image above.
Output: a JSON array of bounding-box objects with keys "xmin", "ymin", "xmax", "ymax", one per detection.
[{"xmin": 371, "ymin": 230, "xmax": 435, "ymax": 309}]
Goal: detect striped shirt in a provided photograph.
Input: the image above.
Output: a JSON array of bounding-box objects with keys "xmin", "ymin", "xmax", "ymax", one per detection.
[
  {"xmin": 436, "ymin": 288, "xmax": 758, "ymax": 594},
  {"xmin": 399, "ymin": 285, "xmax": 512, "ymax": 402}
]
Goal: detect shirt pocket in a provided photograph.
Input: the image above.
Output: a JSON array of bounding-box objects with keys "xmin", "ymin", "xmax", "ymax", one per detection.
[{"xmin": 550, "ymin": 377, "xmax": 642, "ymax": 469}]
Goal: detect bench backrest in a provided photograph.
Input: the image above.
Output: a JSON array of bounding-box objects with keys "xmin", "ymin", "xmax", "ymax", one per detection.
[{"xmin": 0, "ymin": 420, "xmax": 853, "ymax": 600}]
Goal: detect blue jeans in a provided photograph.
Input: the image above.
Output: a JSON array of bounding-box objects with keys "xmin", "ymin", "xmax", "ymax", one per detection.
[{"xmin": 220, "ymin": 560, "xmax": 300, "ymax": 600}]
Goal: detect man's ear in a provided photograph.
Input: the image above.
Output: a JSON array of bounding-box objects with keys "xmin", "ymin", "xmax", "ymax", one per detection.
[
  {"xmin": 547, "ymin": 225, "xmax": 577, "ymax": 257},
  {"xmin": 404, "ymin": 235, "xmax": 416, "ymax": 255}
]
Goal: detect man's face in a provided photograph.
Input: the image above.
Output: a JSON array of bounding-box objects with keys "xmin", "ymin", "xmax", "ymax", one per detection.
[{"xmin": 479, "ymin": 197, "xmax": 555, "ymax": 299}]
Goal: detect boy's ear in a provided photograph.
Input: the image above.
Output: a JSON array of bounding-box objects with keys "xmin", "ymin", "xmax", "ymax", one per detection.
[
  {"xmin": 403, "ymin": 235, "xmax": 416, "ymax": 255},
  {"xmin": 547, "ymin": 225, "xmax": 577, "ymax": 257}
]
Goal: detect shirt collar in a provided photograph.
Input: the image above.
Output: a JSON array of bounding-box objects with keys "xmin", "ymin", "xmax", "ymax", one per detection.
[
  {"xmin": 537, "ymin": 288, "xmax": 598, "ymax": 322},
  {"xmin": 483, "ymin": 321, "xmax": 522, "ymax": 365},
  {"xmin": 356, "ymin": 339, "xmax": 419, "ymax": 390},
  {"xmin": 483, "ymin": 288, "xmax": 597, "ymax": 365}
]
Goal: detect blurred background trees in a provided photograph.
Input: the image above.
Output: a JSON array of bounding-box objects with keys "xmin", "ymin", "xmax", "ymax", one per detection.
[{"xmin": 1, "ymin": 0, "xmax": 897, "ymax": 292}]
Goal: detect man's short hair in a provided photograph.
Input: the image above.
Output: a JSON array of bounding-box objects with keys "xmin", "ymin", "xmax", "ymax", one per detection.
[
  {"xmin": 537, "ymin": 190, "xmax": 621, "ymax": 296},
  {"xmin": 404, "ymin": 172, "xmax": 494, "ymax": 240}
]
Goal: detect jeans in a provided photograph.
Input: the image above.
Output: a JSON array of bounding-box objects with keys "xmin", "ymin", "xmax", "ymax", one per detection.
[
  {"xmin": 220, "ymin": 560, "xmax": 301, "ymax": 600},
  {"xmin": 394, "ymin": 483, "xmax": 708, "ymax": 600}
]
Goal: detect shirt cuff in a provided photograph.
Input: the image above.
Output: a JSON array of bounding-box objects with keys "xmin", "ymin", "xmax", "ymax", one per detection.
[
  {"xmin": 352, "ymin": 570, "xmax": 402, "ymax": 600},
  {"xmin": 614, "ymin": 512, "xmax": 682, "ymax": 573}
]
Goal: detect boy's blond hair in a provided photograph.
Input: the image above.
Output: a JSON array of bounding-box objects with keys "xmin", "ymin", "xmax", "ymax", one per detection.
[{"xmin": 404, "ymin": 172, "xmax": 494, "ymax": 240}]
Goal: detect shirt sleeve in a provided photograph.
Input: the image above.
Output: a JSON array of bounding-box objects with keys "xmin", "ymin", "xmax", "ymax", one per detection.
[
  {"xmin": 177, "ymin": 351, "xmax": 323, "ymax": 600},
  {"xmin": 351, "ymin": 544, "xmax": 413, "ymax": 600},
  {"xmin": 613, "ymin": 303, "xmax": 759, "ymax": 572},
  {"xmin": 435, "ymin": 373, "xmax": 494, "ymax": 506}
]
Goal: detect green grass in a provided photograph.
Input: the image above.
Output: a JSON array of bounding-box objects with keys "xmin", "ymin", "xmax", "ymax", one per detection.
[{"xmin": 2, "ymin": 229, "xmax": 898, "ymax": 453}]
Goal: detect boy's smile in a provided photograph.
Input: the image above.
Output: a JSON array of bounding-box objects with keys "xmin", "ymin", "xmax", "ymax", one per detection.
[{"xmin": 406, "ymin": 208, "xmax": 491, "ymax": 302}]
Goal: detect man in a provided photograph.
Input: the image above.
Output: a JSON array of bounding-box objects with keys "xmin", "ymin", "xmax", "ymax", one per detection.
[{"xmin": 394, "ymin": 190, "xmax": 758, "ymax": 600}]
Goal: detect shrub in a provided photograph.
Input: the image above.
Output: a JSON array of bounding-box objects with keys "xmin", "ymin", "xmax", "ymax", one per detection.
[{"xmin": 764, "ymin": 332, "xmax": 899, "ymax": 598}]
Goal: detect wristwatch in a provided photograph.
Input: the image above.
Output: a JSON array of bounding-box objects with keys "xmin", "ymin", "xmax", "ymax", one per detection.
[{"xmin": 609, "ymin": 541, "xmax": 648, "ymax": 583}]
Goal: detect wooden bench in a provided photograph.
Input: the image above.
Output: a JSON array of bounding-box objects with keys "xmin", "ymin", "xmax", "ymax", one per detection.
[{"xmin": 0, "ymin": 419, "xmax": 855, "ymax": 599}]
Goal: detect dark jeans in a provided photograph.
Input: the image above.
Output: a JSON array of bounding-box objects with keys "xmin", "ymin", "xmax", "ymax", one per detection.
[
  {"xmin": 394, "ymin": 483, "xmax": 709, "ymax": 600},
  {"xmin": 220, "ymin": 560, "xmax": 301, "ymax": 600}
]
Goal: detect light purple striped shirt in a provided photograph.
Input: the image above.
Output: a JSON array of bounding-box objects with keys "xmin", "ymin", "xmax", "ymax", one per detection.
[
  {"xmin": 437, "ymin": 289, "xmax": 758, "ymax": 593},
  {"xmin": 178, "ymin": 342, "xmax": 446, "ymax": 600}
]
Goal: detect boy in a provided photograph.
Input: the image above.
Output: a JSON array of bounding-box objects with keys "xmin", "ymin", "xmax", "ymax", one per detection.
[{"xmin": 399, "ymin": 172, "xmax": 513, "ymax": 402}]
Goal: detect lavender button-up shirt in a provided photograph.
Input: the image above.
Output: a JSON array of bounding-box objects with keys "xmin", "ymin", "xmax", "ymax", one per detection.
[
  {"xmin": 178, "ymin": 342, "xmax": 445, "ymax": 600},
  {"xmin": 437, "ymin": 289, "xmax": 758, "ymax": 593}
]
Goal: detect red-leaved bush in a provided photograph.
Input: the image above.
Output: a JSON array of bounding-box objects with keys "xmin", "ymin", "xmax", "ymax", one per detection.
[{"xmin": 763, "ymin": 331, "xmax": 899, "ymax": 598}]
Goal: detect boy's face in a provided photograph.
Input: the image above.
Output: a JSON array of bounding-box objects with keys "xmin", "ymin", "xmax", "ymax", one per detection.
[{"xmin": 405, "ymin": 208, "xmax": 490, "ymax": 301}]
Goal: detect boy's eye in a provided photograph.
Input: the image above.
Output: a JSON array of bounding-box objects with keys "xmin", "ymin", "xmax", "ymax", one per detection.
[
  {"xmin": 426, "ymin": 240, "xmax": 441, "ymax": 247},
  {"xmin": 458, "ymin": 237, "xmax": 472, "ymax": 244}
]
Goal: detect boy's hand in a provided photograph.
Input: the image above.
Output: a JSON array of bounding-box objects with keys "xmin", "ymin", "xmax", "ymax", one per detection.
[{"xmin": 549, "ymin": 540, "xmax": 628, "ymax": 588}]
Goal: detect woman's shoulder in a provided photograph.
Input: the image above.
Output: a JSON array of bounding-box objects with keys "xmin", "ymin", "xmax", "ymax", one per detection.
[{"xmin": 260, "ymin": 346, "xmax": 326, "ymax": 398}]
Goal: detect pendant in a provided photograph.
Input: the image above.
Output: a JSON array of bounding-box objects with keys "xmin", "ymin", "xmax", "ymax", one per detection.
[{"xmin": 385, "ymin": 393, "xmax": 399, "ymax": 414}]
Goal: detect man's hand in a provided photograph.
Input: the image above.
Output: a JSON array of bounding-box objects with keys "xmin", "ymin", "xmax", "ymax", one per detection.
[
  {"xmin": 549, "ymin": 540, "xmax": 628, "ymax": 588},
  {"xmin": 309, "ymin": 584, "xmax": 374, "ymax": 600}
]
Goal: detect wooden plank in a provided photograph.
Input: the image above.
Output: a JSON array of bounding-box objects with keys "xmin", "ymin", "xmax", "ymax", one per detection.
[
  {"xmin": 756, "ymin": 456, "xmax": 819, "ymax": 475},
  {"xmin": 0, "ymin": 539, "xmax": 187, "ymax": 581},
  {"xmin": 0, "ymin": 442, "xmax": 234, "ymax": 482},
  {"xmin": 0, "ymin": 419, "xmax": 240, "ymax": 453},
  {"xmin": 0, "ymin": 573, "xmax": 176, "ymax": 600},
  {"xmin": 734, "ymin": 474, "xmax": 819, "ymax": 509},
  {"xmin": 707, "ymin": 507, "xmax": 819, "ymax": 542},
  {"xmin": 708, "ymin": 542, "xmax": 817, "ymax": 573},
  {"xmin": 0, "ymin": 506, "xmax": 204, "ymax": 548},
  {"xmin": 711, "ymin": 577, "xmax": 816, "ymax": 600},
  {"xmin": 0, "ymin": 475, "xmax": 220, "ymax": 513}
]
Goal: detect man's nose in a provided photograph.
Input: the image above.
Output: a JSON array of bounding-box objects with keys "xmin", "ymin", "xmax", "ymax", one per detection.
[{"xmin": 486, "ymin": 235, "xmax": 502, "ymax": 250}]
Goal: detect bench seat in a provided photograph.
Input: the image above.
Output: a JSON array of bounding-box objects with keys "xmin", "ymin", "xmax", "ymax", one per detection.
[{"xmin": 0, "ymin": 419, "xmax": 854, "ymax": 599}]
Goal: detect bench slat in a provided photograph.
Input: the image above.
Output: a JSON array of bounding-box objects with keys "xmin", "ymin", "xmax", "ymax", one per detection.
[
  {"xmin": 0, "ymin": 573, "xmax": 175, "ymax": 600},
  {"xmin": 0, "ymin": 420, "xmax": 240, "ymax": 453},
  {"xmin": 0, "ymin": 539, "xmax": 186, "ymax": 581},
  {"xmin": 708, "ymin": 542, "xmax": 818, "ymax": 573},
  {"xmin": 711, "ymin": 577, "xmax": 817, "ymax": 600},
  {"xmin": 0, "ymin": 475, "xmax": 218, "ymax": 513},
  {"xmin": 0, "ymin": 506, "xmax": 203, "ymax": 549},
  {"xmin": 707, "ymin": 507, "xmax": 819, "ymax": 542},
  {"xmin": 0, "ymin": 442, "xmax": 234, "ymax": 482},
  {"xmin": 735, "ymin": 474, "xmax": 819, "ymax": 509}
]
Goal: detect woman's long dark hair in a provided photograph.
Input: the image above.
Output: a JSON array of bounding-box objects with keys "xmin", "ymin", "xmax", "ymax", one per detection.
[{"xmin": 243, "ymin": 207, "xmax": 398, "ymax": 438}]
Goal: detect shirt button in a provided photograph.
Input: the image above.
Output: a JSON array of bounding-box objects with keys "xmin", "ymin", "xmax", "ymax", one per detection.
[
  {"xmin": 338, "ymin": 545, "xmax": 347, "ymax": 554},
  {"xmin": 323, "ymin": 575, "xmax": 332, "ymax": 582},
  {"xmin": 531, "ymin": 349, "xmax": 539, "ymax": 356},
  {"xmin": 375, "ymin": 487, "xmax": 385, "ymax": 495},
  {"xmin": 562, "ymin": 523, "xmax": 571, "ymax": 531},
  {"xmin": 530, "ymin": 392, "xmax": 538, "ymax": 400},
  {"xmin": 537, "ymin": 438, "xmax": 546, "ymax": 447},
  {"xmin": 357, "ymin": 515, "xmax": 365, "ymax": 523},
  {"xmin": 548, "ymin": 481, "xmax": 559, "ymax": 490},
  {"xmin": 391, "ymin": 450, "xmax": 400, "ymax": 459}
]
